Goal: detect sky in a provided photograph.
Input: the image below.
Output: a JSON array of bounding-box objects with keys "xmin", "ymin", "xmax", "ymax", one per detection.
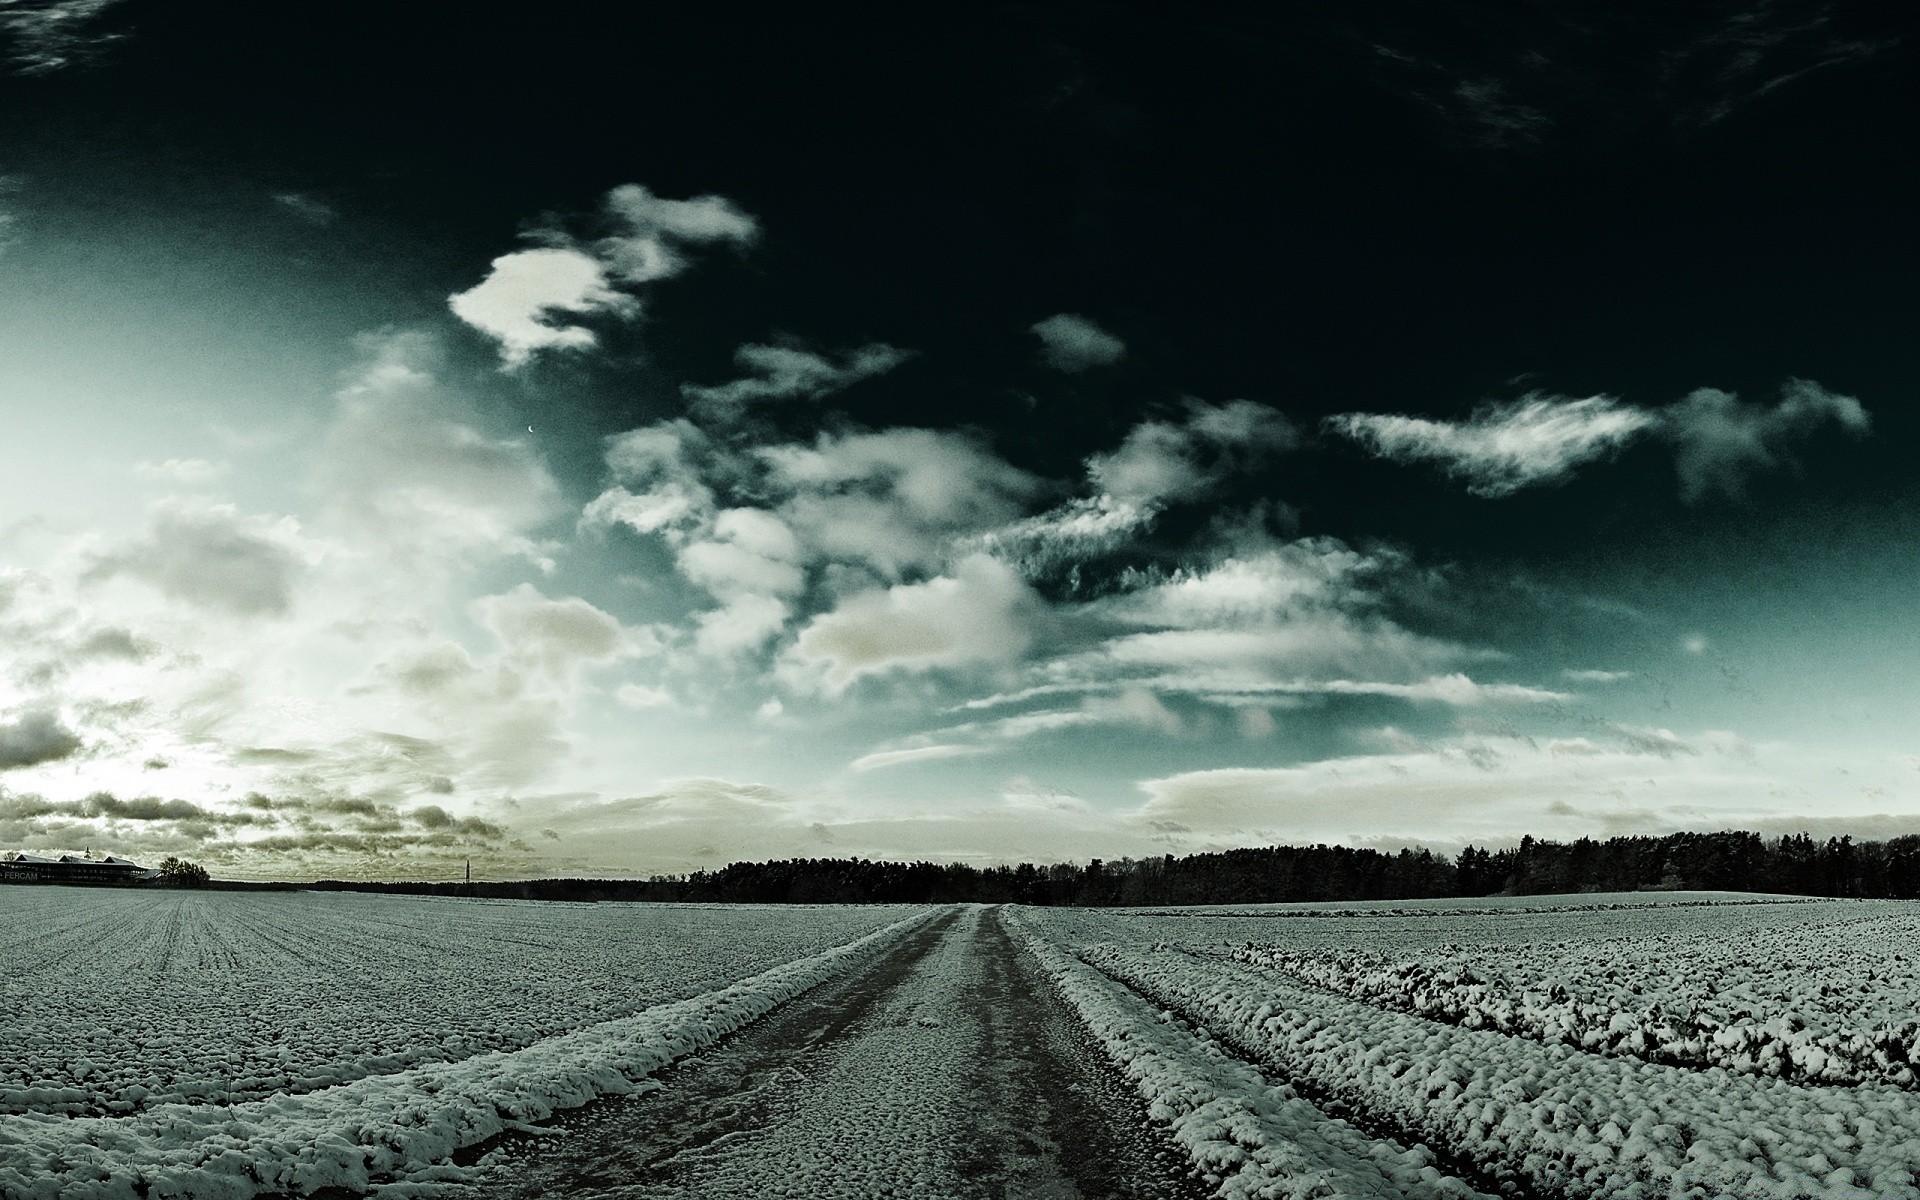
[{"xmin": 0, "ymin": 0, "xmax": 1915, "ymax": 880}]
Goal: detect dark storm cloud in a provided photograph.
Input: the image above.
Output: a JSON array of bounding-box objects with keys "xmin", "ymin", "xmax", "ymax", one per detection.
[{"xmin": 0, "ymin": 709, "xmax": 81, "ymax": 768}]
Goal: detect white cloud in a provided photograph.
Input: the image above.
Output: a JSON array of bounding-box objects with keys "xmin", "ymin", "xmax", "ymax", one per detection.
[
  {"xmin": 1132, "ymin": 729, "xmax": 1801, "ymax": 842},
  {"xmin": 1563, "ymin": 668, "xmax": 1630, "ymax": 683},
  {"xmin": 133, "ymin": 458, "xmax": 228, "ymax": 485},
  {"xmin": 447, "ymin": 247, "xmax": 634, "ymax": 367},
  {"xmin": 1031, "ymin": 313, "xmax": 1126, "ymax": 371},
  {"xmin": 84, "ymin": 500, "xmax": 312, "ymax": 618},
  {"xmin": 1326, "ymin": 393, "xmax": 1655, "ymax": 498},
  {"xmin": 615, "ymin": 683, "xmax": 676, "ymax": 709},
  {"xmin": 318, "ymin": 332, "xmax": 562, "ymax": 564},
  {"xmin": 595, "ymin": 184, "xmax": 760, "ymax": 282},
  {"xmin": 1329, "ymin": 378, "xmax": 1869, "ymax": 501},
  {"xmin": 1664, "ymin": 378, "xmax": 1870, "ymax": 502},
  {"xmin": 694, "ymin": 593, "xmax": 792, "ymax": 659},
  {"xmin": 474, "ymin": 584, "xmax": 641, "ymax": 682},
  {"xmin": 764, "ymin": 428, "xmax": 1042, "ymax": 578},
  {"xmin": 787, "ymin": 554, "xmax": 1038, "ymax": 693},
  {"xmin": 849, "ymin": 744, "xmax": 990, "ymax": 773},
  {"xmin": 1088, "ymin": 399, "xmax": 1297, "ymax": 506},
  {"xmin": 684, "ymin": 342, "xmax": 911, "ymax": 417}
]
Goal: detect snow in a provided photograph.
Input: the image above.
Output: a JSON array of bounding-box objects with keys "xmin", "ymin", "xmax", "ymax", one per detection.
[
  {"xmin": 0, "ymin": 907, "xmax": 933, "ymax": 1198},
  {"xmin": 0, "ymin": 888, "xmax": 919, "ymax": 1115},
  {"xmin": 1027, "ymin": 915, "xmax": 1920, "ymax": 1198},
  {"xmin": 1008, "ymin": 910, "xmax": 1492, "ymax": 1199}
]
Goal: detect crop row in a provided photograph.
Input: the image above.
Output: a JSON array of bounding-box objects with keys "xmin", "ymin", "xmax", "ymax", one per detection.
[
  {"xmin": 0, "ymin": 889, "xmax": 917, "ymax": 1115},
  {"xmin": 1079, "ymin": 942, "xmax": 1916, "ymax": 1199},
  {"xmin": 1226, "ymin": 912, "xmax": 1920, "ymax": 1088}
]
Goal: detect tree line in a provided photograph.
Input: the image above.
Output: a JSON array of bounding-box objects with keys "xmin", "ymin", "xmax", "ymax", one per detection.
[{"xmin": 306, "ymin": 829, "xmax": 1920, "ymax": 906}]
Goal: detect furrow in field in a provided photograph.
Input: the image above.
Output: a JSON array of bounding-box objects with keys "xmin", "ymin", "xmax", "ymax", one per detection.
[
  {"xmin": 1083, "ymin": 943, "xmax": 1916, "ymax": 1199},
  {"xmin": 1007, "ymin": 911, "xmax": 1496, "ymax": 1200},
  {"xmin": 0, "ymin": 908, "xmax": 940, "ymax": 1200}
]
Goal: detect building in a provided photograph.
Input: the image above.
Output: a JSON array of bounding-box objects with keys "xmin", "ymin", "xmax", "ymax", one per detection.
[{"xmin": 0, "ymin": 852, "xmax": 160, "ymax": 885}]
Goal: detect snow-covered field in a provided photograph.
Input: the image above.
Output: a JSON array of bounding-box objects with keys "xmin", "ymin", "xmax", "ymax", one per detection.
[
  {"xmin": 1024, "ymin": 892, "xmax": 1920, "ymax": 1199},
  {"xmin": 0, "ymin": 887, "xmax": 928, "ymax": 1197},
  {"xmin": 11, "ymin": 888, "xmax": 1920, "ymax": 1199}
]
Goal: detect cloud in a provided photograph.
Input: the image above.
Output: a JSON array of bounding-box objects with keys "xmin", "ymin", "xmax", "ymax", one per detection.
[
  {"xmin": 1664, "ymin": 378, "xmax": 1869, "ymax": 502},
  {"xmin": 849, "ymin": 744, "xmax": 991, "ymax": 773},
  {"xmin": 450, "ymin": 184, "xmax": 758, "ymax": 367},
  {"xmin": 133, "ymin": 458, "xmax": 228, "ymax": 485},
  {"xmin": 85, "ymin": 500, "xmax": 310, "ymax": 618},
  {"xmin": 684, "ymin": 342, "xmax": 912, "ymax": 418},
  {"xmin": 319, "ymin": 332, "xmax": 562, "ymax": 563},
  {"xmin": 271, "ymin": 193, "xmax": 336, "ymax": 225},
  {"xmin": 1327, "ymin": 393, "xmax": 1654, "ymax": 498},
  {"xmin": 787, "ymin": 554, "xmax": 1039, "ymax": 692},
  {"xmin": 1563, "ymin": 668, "xmax": 1631, "ymax": 683},
  {"xmin": 1330, "ymin": 379, "xmax": 1869, "ymax": 500},
  {"xmin": 0, "ymin": 0, "xmax": 124, "ymax": 74},
  {"xmin": 1088, "ymin": 399, "xmax": 1298, "ymax": 507},
  {"xmin": 763, "ymin": 428, "xmax": 1042, "ymax": 578},
  {"xmin": 474, "ymin": 584, "xmax": 641, "ymax": 681},
  {"xmin": 0, "ymin": 710, "xmax": 82, "ymax": 769},
  {"xmin": 593, "ymin": 184, "xmax": 760, "ymax": 282},
  {"xmin": 447, "ymin": 247, "xmax": 634, "ymax": 367},
  {"xmin": 1031, "ymin": 313, "xmax": 1126, "ymax": 371}
]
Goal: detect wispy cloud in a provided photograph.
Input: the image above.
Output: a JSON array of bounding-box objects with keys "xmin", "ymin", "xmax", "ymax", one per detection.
[
  {"xmin": 1329, "ymin": 378, "xmax": 1869, "ymax": 500},
  {"xmin": 684, "ymin": 341, "xmax": 911, "ymax": 419},
  {"xmin": 0, "ymin": 0, "xmax": 125, "ymax": 74},
  {"xmin": 1326, "ymin": 393, "xmax": 1653, "ymax": 498}
]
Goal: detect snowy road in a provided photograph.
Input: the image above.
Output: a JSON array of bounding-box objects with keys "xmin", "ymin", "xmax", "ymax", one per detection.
[{"xmin": 453, "ymin": 905, "xmax": 1209, "ymax": 1199}]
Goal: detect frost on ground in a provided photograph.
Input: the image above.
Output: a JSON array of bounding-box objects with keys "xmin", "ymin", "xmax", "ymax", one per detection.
[
  {"xmin": 1009, "ymin": 911, "xmax": 1492, "ymax": 1200},
  {"xmin": 1079, "ymin": 945, "xmax": 1914, "ymax": 1198},
  {"xmin": 0, "ymin": 889, "xmax": 920, "ymax": 1115},
  {"xmin": 0, "ymin": 907, "xmax": 933, "ymax": 1199},
  {"xmin": 460, "ymin": 904, "xmax": 1208, "ymax": 1200},
  {"xmin": 1227, "ymin": 911, "xmax": 1920, "ymax": 1087}
]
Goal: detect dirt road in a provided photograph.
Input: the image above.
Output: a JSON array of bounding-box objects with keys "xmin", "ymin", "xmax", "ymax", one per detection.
[{"xmin": 454, "ymin": 905, "xmax": 1210, "ymax": 1199}]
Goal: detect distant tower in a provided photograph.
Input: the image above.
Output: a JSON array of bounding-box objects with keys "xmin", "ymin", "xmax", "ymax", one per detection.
[{"xmin": 465, "ymin": 859, "xmax": 470, "ymax": 884}]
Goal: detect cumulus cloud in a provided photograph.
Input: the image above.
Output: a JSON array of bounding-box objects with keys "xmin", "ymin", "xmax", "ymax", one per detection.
[
  {"xmin": 85, "ymin": 500, "xmax": 310, "ymax": 618},
  {"xmin": 763, "ymin": 428, "xmax": 1042, "ymax": 578},
  {"xmin": 594, "ymin": 184, "xmax": 760, "ymax": 282},
  {"xmin": 474, "ymin": 584, "xmax": 641, "ymax": 681},
  {"xmin": 447, "ymin": 247, "xmax": 634, "ymax": 367},
  {"xmin": 1665, "ymin": 377, "xmax": 1869, "ymax": 501},
  {"xmin": 450, "ymin": 184, "xmax": 758, "ymax": 367},
  {"xmin": 1326, "ymin": 393, "xmax": 1654, "ymax": 498},
  {"xmin": 684, "ymin": 342, "xmax": 912, "ymax": 418},
  {"xmin": 787, "ymin": 554, "xmax": 1039, "ymax": 693},
  {"xmin": 0, "ymin": 710, "xmax": 82, "ymax": 769},
  {"xmin": 1089, "ymin": 399, "xmax": 1298, "ymax": 507},
  {"xmin": 1031, "ymin": 313, "xmax": 1126, "ymax": 371}
]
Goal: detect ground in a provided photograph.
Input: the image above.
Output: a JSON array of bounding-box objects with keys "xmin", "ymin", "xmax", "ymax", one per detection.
[{"xmin": 451, "ymin": 906, "xmax": 1211, "ymax": 1199}]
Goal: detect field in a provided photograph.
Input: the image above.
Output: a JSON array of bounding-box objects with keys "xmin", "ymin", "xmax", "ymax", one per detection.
[{"xmin": 4, "ymin": 888, "xmax": 1919, "ymax": 1198}]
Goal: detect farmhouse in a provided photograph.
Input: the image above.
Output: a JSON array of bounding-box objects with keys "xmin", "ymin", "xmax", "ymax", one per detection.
[{"xmin": 0, "ymin": 851, "xmax": 160, "ymax": 885}]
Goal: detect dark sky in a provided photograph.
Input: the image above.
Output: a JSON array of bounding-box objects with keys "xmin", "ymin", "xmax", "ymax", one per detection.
[{"xmin": 0, "ymin": 0, "xmax": 1915, "ymax": 877}]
